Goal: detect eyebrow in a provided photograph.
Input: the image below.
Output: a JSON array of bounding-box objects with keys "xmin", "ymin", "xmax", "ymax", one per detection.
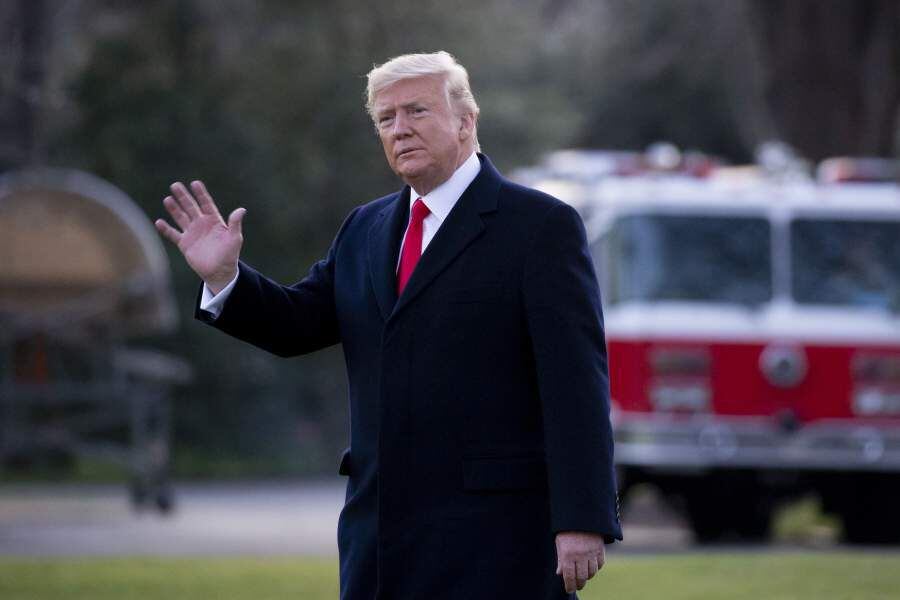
[{"xmin": 376, "ymin": 100, "xmax": 428, "ymax": 116}]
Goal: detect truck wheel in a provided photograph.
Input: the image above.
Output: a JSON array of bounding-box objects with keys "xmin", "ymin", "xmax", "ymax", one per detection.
[
  {"xmin": 683, "ymin": 490, "xmax": 728, "ymax": 542},
  {"xmin": 683, "ymin": 475, "xmax": 773, "ymax": 543},
  {"xmin": 839, "ymin": 475, "xmax": 900, "ymax": 545},
  {"xmin": 733, "ymin": 500, "xmax": 772, "ymax": 541}
]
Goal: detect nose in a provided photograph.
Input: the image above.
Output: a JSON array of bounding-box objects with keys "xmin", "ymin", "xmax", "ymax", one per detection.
[{"xmin": 391, "ymin": 112, "xmax": 412, "ymax": 139}]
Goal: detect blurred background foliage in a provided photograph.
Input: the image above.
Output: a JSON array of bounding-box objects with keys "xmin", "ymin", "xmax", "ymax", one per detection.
[{"xmin": 2, "ymin": 0, "xmax": 898, "ymax": 477}]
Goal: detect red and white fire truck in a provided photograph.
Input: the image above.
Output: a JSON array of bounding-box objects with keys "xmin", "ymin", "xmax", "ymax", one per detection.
[{"xmin": 516, "ymin": 146, "xmax": 900, "ymax": 543}]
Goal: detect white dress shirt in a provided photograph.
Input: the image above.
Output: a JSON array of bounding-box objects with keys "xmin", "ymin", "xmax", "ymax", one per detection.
[{"xmin": 200, "ymin": 151, "xmax": 481, "ymax": 318}]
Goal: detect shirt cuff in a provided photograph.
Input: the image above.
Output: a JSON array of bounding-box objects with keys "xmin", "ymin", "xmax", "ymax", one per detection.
[{"xmin": 199, "ymin": 271, "xmax": 239, "ymax": 319}]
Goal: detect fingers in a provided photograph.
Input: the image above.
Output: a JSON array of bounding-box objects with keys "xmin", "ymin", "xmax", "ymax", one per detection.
[
  {"xmin": 561, "ymin": 560, "xmax": 577, "ymax": 594},
  {"xmin": 556, "ymin": 532, "xmax": 606, "ymax": 593},
  {"xmin": 561, "ymin": 555, "xmax": 600, "ymax": 593},
  {"xmin": 588, "ymin": 555, "xmax": 599, "ymax": 578},
  {"xmin": 154, "ymin": 218, "xmax": 182, "ymax": 245},
  {"xmin": 162, "ymin": 195, "xmax": 190, "ymax": 230},
  {"xmin": 575, "ymin": 558, "xmax": 589, "ymax": 590},
  {"xmin": 170, "ymin": 181, "xmax": 201, "ymax": 220},
  {"xmin": 190, "ymin": 180, "xmax": 219, "ymax": 216},
  {"xmin": 227, "ymin": 207, "xmax": 246, "ymax": 235}
]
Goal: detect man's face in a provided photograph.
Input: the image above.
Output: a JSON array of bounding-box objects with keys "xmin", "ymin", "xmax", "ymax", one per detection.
[{"xmin": 373, "ymin": 75, "xmax": 474, "ymax": 195}]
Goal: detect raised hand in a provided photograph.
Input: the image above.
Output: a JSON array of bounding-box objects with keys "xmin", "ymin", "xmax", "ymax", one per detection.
[{"xmin": 155, "ymin": 180, "xmax": 246, "ymax": 294}]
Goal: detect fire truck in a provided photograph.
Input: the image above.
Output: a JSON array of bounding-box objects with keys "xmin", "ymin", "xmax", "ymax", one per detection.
[{"xmin": 515, "ymin": 145, "xmax": 900, "ymax": 544}]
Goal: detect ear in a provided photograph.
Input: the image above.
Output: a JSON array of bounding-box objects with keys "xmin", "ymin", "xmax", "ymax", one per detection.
[{"xmin": 458, "ymin": 112, "xmax": 476, "ymax": 141}]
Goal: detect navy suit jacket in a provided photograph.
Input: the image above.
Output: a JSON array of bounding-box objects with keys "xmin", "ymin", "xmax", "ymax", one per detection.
[{"xmin": 198, "ymin": 154, "xmax": 622, "ymax": 600}]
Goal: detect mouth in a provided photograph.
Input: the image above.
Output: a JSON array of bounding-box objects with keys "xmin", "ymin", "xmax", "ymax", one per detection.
[{"xmin": 396, "ymin": 148, "xmax": 421, "ymax": 159}]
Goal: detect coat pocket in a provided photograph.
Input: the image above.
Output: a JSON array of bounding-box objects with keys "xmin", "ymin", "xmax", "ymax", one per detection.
[
  {"xmin": 338, "ymin": 448, "xmax": 352, "ymax": 476},
  {"xmin": 462, "ymin": 455, "xmax": 547, "ymax": 491}
]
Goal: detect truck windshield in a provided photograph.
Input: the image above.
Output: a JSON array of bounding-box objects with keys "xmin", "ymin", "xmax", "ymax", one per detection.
[
  {"xmin": 606, "ymin": 214, "xmax": 771, "ymax": 304},
  {"xmin": 791, "ymin": 219, "xmax": 900, "ymax": 310}
]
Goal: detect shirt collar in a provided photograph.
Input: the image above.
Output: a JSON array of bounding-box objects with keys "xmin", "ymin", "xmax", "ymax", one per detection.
[{"xmin": 409, "ymin": 152, "xmax": 481, "ymax": 222}]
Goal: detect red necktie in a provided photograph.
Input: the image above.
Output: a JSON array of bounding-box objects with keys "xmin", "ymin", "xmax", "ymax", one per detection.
[{"xmin": 397, "ymin": 198, "xmax": 430, "ymax": 295}]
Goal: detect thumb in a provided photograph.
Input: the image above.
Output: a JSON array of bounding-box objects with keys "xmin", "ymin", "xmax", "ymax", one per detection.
[
  {"xmin": 227, "ymin": 207, "xmax": 246, "ymax": 234},
  {"xmin": 556, "ymin": 561, "xmax": 561, "ymax": 575}
]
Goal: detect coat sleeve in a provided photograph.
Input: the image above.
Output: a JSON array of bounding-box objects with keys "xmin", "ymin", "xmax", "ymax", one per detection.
[
  {"xmin": 522, "ymin": 201, "xmax": 623, "ymax": 543},
  {"xmin": 194, "ymin": 207, "xmax": 360, "ymax": 358}
]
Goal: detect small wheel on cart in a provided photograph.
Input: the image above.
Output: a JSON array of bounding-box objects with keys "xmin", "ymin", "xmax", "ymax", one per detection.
[
  {"xmin": 129, "ymin": 481, "xmax": 149, "ymax": 510},
  {"xmin": 155, "ymin": 487, "xmax": 176, "ymax": 514}
]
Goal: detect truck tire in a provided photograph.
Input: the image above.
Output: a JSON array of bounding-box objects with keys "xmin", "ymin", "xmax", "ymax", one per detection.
[
  {"xmin": 838, "ymin": 475, "xmax": 900, "ymax": 545},
  {"xmin": 683, "ymin": 473, "xmax": 773, "ymax": 543}
]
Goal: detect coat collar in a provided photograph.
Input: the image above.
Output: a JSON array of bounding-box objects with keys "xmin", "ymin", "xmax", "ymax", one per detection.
[{"xmin": 367, "ymin": 153, "xmax": 502, "ymax": 323}]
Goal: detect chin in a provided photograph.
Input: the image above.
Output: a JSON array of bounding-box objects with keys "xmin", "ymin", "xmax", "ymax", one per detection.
[{"xmin": 398, "ymin": 163, "xmax": 430, "ymax": 182}]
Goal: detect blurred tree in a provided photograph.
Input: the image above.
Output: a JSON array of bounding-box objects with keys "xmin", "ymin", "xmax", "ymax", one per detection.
[
  {"xmin": 8, "ymin": 0, "xmax": 897, "ymax": 478},
  {"xmin": 748, "ymin": 0, "xmax": 900, "ymax": 160},
  {"xmin": 0, "ymin": 0, "xmax": 48, "ymax": 168},
  {"xmin": 51, "ymin": 0, "xmax": 595, "ymax": 476},
  {"xmin": 539, "ymin": 0, "xmax": 767, "ymax": 161},
  {"xmin": 544, "ymin": 0, "xmax": 900, "ymax": 161},
  {"xmin": 56, "ymin": 0, "xmax": 320, "ymax": 472}
]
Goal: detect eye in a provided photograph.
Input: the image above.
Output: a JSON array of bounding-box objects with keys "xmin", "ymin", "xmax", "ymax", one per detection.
[{"xmin": 378, "ymin": 115, "xmax": 393, "ymax": 127}]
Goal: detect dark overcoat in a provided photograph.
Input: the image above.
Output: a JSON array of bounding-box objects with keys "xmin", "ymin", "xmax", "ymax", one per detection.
[{"xmin": 197, "ymin": 155, "xmax": 622, "ymax": 599}]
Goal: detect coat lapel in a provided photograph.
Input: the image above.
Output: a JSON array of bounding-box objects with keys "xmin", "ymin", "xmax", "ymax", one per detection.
[
  {"xmin": 390, "ymin": 154, "xmax": 501, "ymax": 320},
  {"xmin": 367, "ymin": 187, "xmax": 410, "ymax": 321}
]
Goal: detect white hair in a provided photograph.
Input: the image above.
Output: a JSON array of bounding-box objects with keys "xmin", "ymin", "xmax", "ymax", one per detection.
[{"xmin": 366, "ymin": 51, "xmax": 481, "ymax": 151}]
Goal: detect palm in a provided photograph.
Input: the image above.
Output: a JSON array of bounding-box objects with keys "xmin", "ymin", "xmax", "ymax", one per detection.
[
  {"xmin": 179, "ymin": 212, "xmax": 240, "ymax": 278},
  {"xmin": 155, "ymin": 181, "xmax": 246, "ymax": 291}
]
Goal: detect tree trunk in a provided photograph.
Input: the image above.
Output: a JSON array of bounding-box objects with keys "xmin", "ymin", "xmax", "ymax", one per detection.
[
  {"xmin": 749, "ymin": 0, "xmax": 900, "ymax": 161},
  {"xmin": 13, "ymin": 0, "xmax": 48, "ymax": 166}
]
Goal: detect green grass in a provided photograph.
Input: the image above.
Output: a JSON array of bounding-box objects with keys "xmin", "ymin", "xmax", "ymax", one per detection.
[
  {"xmin": 2, "ymin": 553, "xmax": 899, "ymax": 599},
  {"xmin": 0, "ymin": 557, "xmax": 337, "ymax": 600}
]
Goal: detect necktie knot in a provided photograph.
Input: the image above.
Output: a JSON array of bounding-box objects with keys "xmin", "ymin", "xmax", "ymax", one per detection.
[{"xmin": 411, "ymin": 197, "xmax": 430, "ymax": 222}]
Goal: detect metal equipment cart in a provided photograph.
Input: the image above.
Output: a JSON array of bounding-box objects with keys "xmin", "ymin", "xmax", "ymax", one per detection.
[{"xmin": 0, "ymin": 168, "xmax": 189, "ymax": 512}]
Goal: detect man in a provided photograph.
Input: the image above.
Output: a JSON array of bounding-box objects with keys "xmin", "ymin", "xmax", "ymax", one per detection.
[{"xmin": 155, "ymin": 51, "xmax": 621, "ymax": 599}]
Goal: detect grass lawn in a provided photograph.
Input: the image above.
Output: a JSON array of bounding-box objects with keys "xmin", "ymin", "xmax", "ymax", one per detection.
[{"xmin": 2, "ymin": 552, "xmax": 899, "ymax": 599}]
